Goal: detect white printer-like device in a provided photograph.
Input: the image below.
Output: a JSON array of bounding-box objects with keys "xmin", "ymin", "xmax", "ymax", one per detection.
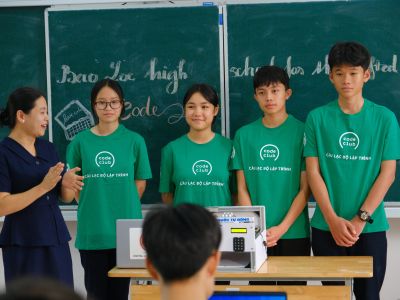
[{"xmin": 208, "ymin": 206, "xmax": 267, "ymax": 272}]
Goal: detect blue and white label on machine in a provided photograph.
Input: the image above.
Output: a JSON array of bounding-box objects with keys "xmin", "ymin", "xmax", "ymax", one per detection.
[{"xmin": 217, "ymin": 217, "xmax": 254, "ymax": 223}]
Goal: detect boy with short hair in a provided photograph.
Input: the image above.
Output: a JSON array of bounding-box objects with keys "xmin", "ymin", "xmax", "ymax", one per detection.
[
  {"xmin": 304, "ymin": 41, "xmax": 400, "ymax": 299},
  {"xmin": 230, "ymin": 66, "xmax": 311, "ymax": 272},
  {"xmin": 142, "ymin": 204, "xmax": 221, "ymax": 300}
]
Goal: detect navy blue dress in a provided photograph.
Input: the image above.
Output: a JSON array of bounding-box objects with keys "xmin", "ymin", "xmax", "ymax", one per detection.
[{"xmin": 0, "ymin": 137, "xmax": 73, "ymax": 286}]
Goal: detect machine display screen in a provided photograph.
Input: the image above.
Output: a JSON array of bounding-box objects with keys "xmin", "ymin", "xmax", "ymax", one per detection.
[{"xmin": 230, "ymin": 228, "xmax": 247, "ymax": 234}]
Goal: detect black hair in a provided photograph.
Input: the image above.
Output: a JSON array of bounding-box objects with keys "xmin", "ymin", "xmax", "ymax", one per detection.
[
  {"xmin": 253, "ymin": 65, "xmax": 290, "ymax": 92},
  {"xmin": 0, "ymin": 87, "xmax": 44, "ymax": 129},
  {"xmin": 182, "ymin": 83, "xmax": 219, "ymax": 107},
  {"xmin": 142, "ymin": 203, "xmax": 221, "ymax": 284},
  {"xmin": 0, "ymin": 276, "xmax": 85, "ymax": 300},
  {"xmin": 328, "ymin": 41, "xmax": 371, "ymax": 71},
  {"xmin": 90, "ymin": 79, "xmax": 125, "ymax": 122}
]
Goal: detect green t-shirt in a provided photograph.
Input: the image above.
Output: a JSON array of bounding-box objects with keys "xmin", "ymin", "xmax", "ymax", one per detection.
[
  {"xmin": 304, "ymin": 99, "xmax": 400, "ymax": 233},
  {"xmin": 159, "ymin": 133, "xmax": 233, "ymax": 207},
  {"xmin": 66, "ymin": 124, "xmax": 152, "ymax": 249},
  {"xmin": 230, "ymin": 115, "xmax": 309, "ymax": 239}
]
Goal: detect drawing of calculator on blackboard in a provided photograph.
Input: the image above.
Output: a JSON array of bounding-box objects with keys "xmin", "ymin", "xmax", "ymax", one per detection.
[{"xmin": 55, "ymin": 100, "xmax": 94, "ymax": 141}]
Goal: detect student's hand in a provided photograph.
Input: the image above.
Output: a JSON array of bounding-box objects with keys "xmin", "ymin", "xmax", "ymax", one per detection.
[
  {"xmin": 62, "ymin": 167, "xmax": 84, "ymax": 193},
  {"xmin": 266, "ymin": 225, "xmax": 287, "ymax": 247},
  {"xmin": 350, "ymin": 216, "xmax": 366, "ymax": 237},
  {"xmin": 327, "ymin": 216, "xmax": 358, "ymax": 247},
  {"xmin": 40, "ymin": 162, "xmax": 64, "ymax": 192}
]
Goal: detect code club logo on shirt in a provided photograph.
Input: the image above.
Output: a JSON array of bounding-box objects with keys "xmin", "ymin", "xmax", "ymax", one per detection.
[
  {"xmin": 259, "ymin": 144, "xmax": 280, "ymax": 161},
  {"xmin": 95, "ymin": 151, "xmax": 115, "ymax": 167},
  {"xmin": 339, "ymin": 132, "xmax": 360, "ymax": 150},
  {"xmin": 192, "ymin": 160, "xmax": 212, "ymax": 175},
  {"xmin": 231, "ymin": 147, "xmax": 236, "ymax": 159}
]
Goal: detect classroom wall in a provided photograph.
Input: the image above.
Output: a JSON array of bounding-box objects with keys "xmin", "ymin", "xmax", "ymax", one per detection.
[
  {"xmin": 2, "ymin": 0, "xmax": 399, "ymax": 205},
  {"xmin": 0, "ymin": 0, "xmax": 399, "ymax": 298},
  {"xmin": 0, "ymin": 218, "xmax": 399, "ymax": 299}
]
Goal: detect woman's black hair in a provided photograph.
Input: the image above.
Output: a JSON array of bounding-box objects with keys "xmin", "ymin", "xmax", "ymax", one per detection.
[{"xmin": 0, "ymin": 87, "xmax": 44, "ymax": 129}]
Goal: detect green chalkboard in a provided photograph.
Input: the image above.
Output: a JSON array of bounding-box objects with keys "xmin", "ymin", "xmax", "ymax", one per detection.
[
  {"xmin": 0, "ymin": 7, "xmax": 47, "ymax": 140},
  {"xmin": 227, "ymin": 0, "xmax": 400, "ymax": 202},
  {"xmin": 47, "ymin": 5, "xmax": 222, "ymax": 204},
  {"xmin": 2, "ymin": 1, "xmax": 399, "ymax": 205}
]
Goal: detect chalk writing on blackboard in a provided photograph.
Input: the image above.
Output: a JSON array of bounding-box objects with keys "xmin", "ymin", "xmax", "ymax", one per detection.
[
  {"xmin": 122, "ymin": 97, "xmax": 184, "ymax": 125},
  {"xmin": 55, "ymin": 98, "xmax": 184, "ymax": 139},
  {"xmin": 56, "ymin": 58, "xmax": 189, "ymax": 95},
  {"xmin": 230, "ymin": 55, "xmax": 398, "ymax": 79},
  {"xmin": 144, "ymin": 58, "xmax": 188, "ymax": 94},
  {"xmin": 56, "ymin": 61, "xmax": 136, "ymax": 84},
  {"xmin": 54, "ymin": 100, "xmax": 95, "ymax": 141}
]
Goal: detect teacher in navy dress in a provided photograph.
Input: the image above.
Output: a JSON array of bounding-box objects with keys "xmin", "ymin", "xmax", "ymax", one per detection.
[{"xmin": 0, "ymin": 87, "xmax": 83, "ymax": 287}]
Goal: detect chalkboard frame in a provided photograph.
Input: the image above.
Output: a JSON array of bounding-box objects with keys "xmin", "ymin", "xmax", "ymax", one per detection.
[
  {"xmin": 1, "ymin": 1, "xmax": 396, "ymax": 212},
  {"xmin": 45, "ymin": 2, "xmax": 226, "ymax": 206},
  {"xmin": 223, "ymin": 0, "xmax": 400, "ymax": 206}
]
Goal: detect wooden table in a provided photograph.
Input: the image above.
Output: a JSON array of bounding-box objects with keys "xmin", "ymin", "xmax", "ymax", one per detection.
[{"xmin": 109, "ymin": 256, "xmax": 373, "ymax": 300}]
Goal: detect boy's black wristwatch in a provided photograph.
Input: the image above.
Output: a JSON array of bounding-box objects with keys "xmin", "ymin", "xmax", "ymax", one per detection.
[{"xmin": 357, "ymin": 210, "xmax": 373, "ymax": 224}]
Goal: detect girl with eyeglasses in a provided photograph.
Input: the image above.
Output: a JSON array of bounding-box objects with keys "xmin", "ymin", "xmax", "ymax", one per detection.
[{"xmin": 66, "ymin": 79, "xmax": 152, "ymax": 300}]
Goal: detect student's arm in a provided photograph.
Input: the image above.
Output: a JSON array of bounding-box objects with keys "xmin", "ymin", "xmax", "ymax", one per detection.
[
  {"xmin": 236, "ymin": 170, "xmax": 252, "ymax": 206},
  {"xmin": 266, "ymin": 171, "xmax": 310, "ymax": 247},
  {"xmin": 60, "ymin": 167, "xmax": 84, "ymax": 203},
  {"xmin": 60, "ymin": 188, "xmax": 75, "ymax": 203},
  {"xmin": 159, "ymin": 144, "xmax": 175, "ymax": 205},
  {"xmin": 306, "ymin": 156, "xmax": 358, "ymax": 247},
  {"xmin": 161, "ymin": 192, "xmax": 174, "ymax": 205},
  {"xmin": 135, "ymin": 180, "xmax": 147, "ymax": 199},
  {"xmin": 65, "ymin": 138, "xmax": 83, "ymax": 203},
  {"xmin": 0, "ymin": 163, "xmax": 64, "ymax": 216},
  {"xmin": 350, "ymin": 160, "xmax": 396, "ymax": 235},
  {"xmin": 229, "ymin": 170, "xmax": 238, "ymax": 205},
  {"xmin": 133, "ymin": 136, "xmax": 152, "ymax": 201},
  {"xmin": 231, "ymin": 193, "xmax": 238, "ymax": 206}
]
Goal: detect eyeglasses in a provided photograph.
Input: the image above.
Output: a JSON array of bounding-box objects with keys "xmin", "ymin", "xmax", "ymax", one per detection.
[{"xmin": 94, "ymin": 100, "xmax": 122, "ymax": 110}]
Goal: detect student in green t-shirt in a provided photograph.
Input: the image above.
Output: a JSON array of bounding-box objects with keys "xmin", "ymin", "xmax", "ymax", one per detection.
[
  {"xmin": 230, "ymin": 66, "xmax": 311, "ymax": 283},
  {"xmin": 304, "ymin": 42, "xmax": 400, "ymax": 300},
  {"xmin": 159, "ymin": 83, "xmax": 234, "ymax": 207},
  {"xmin": 66, "ymin": 79, "xmax": 152, "ymax": 300}
]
